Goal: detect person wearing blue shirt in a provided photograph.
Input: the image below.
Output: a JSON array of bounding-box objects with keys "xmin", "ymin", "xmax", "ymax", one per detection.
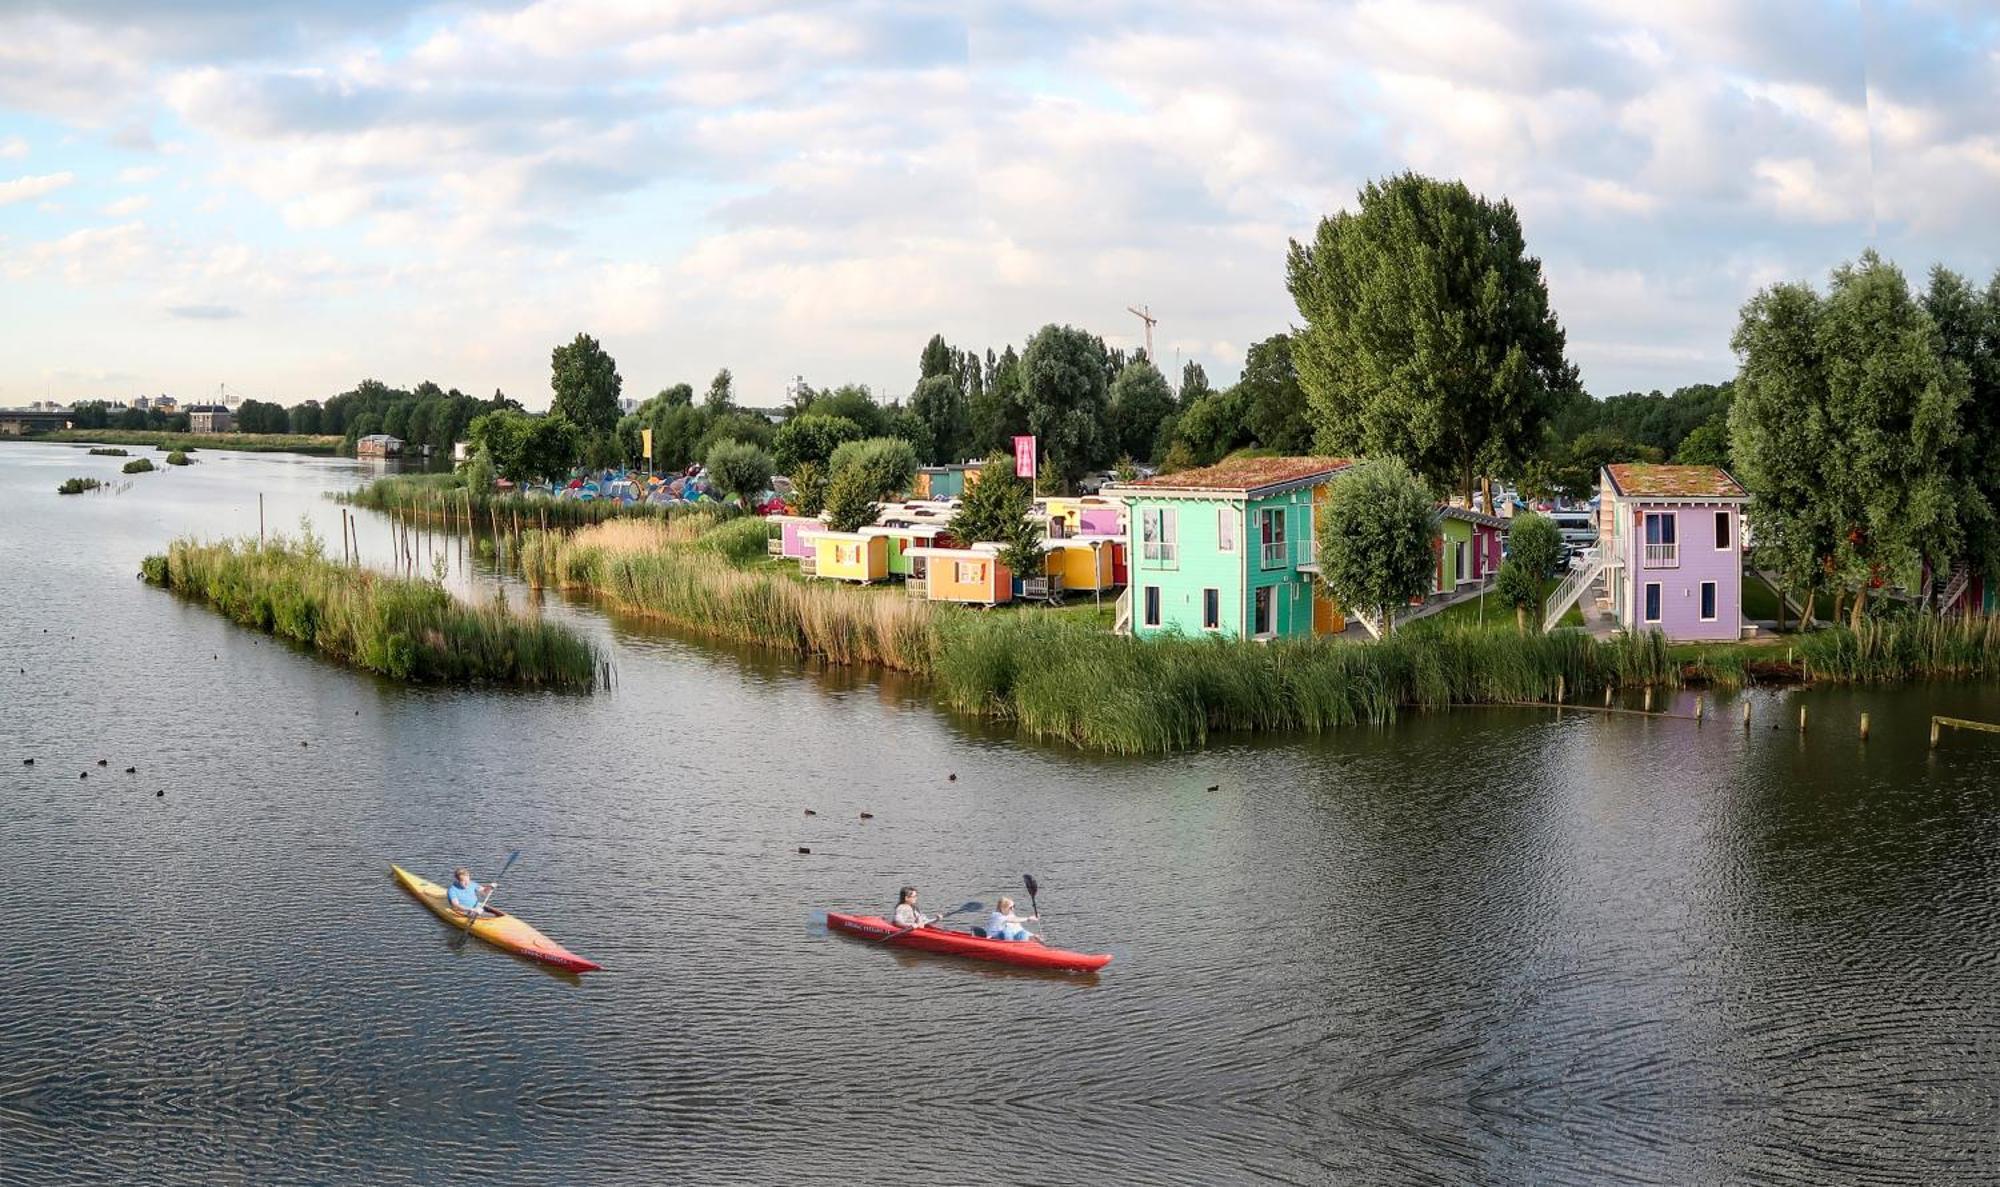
[{"xmin": 446, "ymin": 867, "xmax": 495, "ymax": 918}]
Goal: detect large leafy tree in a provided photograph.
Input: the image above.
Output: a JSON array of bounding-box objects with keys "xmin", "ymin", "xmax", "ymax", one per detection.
[
  {"xmin": 1923, "ymin": 267, "xmax": 2000, "ymax": 579},
  {"xmin": 549, "ymin": 333, "xmax": 623, "ymax": 435},
  {"xmin": 1108, "ymin": 358, "xmax": 1175, "ymax": 462},
  {"xmin": 772, "ymin": 413, "xmax": 863, "ymax": 473},
  {"xmin": 948, "ymin": 451, "xmax": 1033, "ymax": 545},
  {"xmin": 1732, "ymin": 251, "xmax": 1967, "ymax": 626},
  {"xmin": 1287, "ymin": 172, "xmax": 1577, "ymax": 503},
  {"xmin": 1238, "ymin": 333, "xmax": 1311, "ymax": 454},
  {"xmin": 1313, "ymin": 458, "xmax": 1437, "ymax": 634},
  {"xmin": 909, "ymin": 373, "xmax": 968, "ymax": 463},
  {"xmin": 1019, "ymin": 324, "xmax": 1113, "ymax": 489},
  {"xmin": 828, "ymin": 436, "xmax": 920, "ymax": 502},
  {"xmin": 822, "ymin": 464, "xmax": 880, "ymax": 533},
  {"xmin": 970, "ymin": 345, "xmax": 1028, "ymax": 456},
  {"xmin": 705, "ymin": 439, "xmax": 775, "ymax": 508}
]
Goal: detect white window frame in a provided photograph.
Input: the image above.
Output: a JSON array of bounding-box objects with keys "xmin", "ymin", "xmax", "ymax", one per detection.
[
  {"xmin": 954, "ymin": 560, "xmax": 983, "ymax": 585},
  {"xmin": 1202, "ymin": 588, "xmax": 1221, "ymax": 630},
  {"xmin": 1715, "ymin": 510, "xmax": 1731, "ymax": 551},
  {"xmin": 1699, "ymin": 580, "xmax": 1718, "ymax": 621},
  {"xmin": 1216, "ymin": 508, "xmax": 1235, "ymax": 553},
  {"xmin": 1643, "ymin": 582, "xmax": 1663, "ymax": 624},
  {"xmin": 1143, "ymin": 585, "xmax": 1161, "ymax": 628},
  {"xmin": 1252, "ymin": 586, "xmax": 1274, "ymax": 637},
  {"xmin": 1141, "ymin": 507, "xmax": 1179, "ymax": 568}
]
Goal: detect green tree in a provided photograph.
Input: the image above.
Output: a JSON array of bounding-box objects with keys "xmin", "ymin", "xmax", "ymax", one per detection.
[
  {"xmin": 1732, "ymin": 251, "xmax": 1967, "ymax": 626},
  {"xmin": 828, "ymin": 436, "xmax": 920, "ymax": 501},
  {"xmin": 1924, "ymin": 266, "xmax": 2000, "ymax": 579},
  {"xmin": 970, "ymin": 344, "xmax": 1027, "ymax": 456},
  {"xmin": 1287, "ymin": 172, "xmax": 1577, "ymax": 503},
  {"xmin": 919, "ymin": 333, "xmax": 956, "ymax": 381},
  {"xmin": 1675, "ymin": 420, "xmax": 1733, "ymax": 469},
  {"xmin": 1179, "ymin": 361, "xmax": 1212, "ymax": 409},
  {"xmin": 1492, "ymin": 512, "xmax": 1562, "ymax": 633},
  {"xmin": 705, "ymin": 439, "xmax": 774, "ymax": 508},
  {"xmin": 909, "ymin": 373, "xmax": 967, "ymax": 463},
  {"xmin": 462, "ymin": 446, "xmax": 497, "ymax": 494},
  {"xmin": 1019, "ymin": 324, "xmax": 1114, "ymax": 490},
  {"xmin": 948, "ymin": 451, "xmax": 1033, "ymax": 545},
  {"xmin": 1238, "ymin": 333, "xmax": 1311, "ymax": 454},
  {"xmin": 1170, "ymin": 387, "xmax": 1252, "ymax": 466},
  {"xmin": 549, "ymin": 333, "xmax": 623, "ymax": 434},
  {"xmin": 704, "ymin": 368, "xmax": 735, "ymax": 412},
  {"xmin": 1314, "ymin": 458, "xmax": 1437, "ymax": 633},
  {"xmin": 822, "ymin": 464, "xmax": 879, "ymax": 532},
  {"xmin": 805, "ymin": 384, "xmax": 887, "ymax": 436},
  {"xmin": 1108, "ymin": 358, "xmax": 1176, "ymax": 462},
  {"xmin": 772, "ymin": 413, "xmax": 863, "ymax": 473},
  {"xmin": 789, "ymin": 460, "xmax": 829, "ymax": 516},
  {"xmin": 518, "ymin": 415, "xmax": 583, "ymax": 484}
]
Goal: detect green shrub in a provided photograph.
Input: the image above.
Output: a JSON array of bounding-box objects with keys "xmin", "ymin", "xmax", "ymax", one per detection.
[
  {"xmin": 165, "ymin": 450, "xmax": 191, "ymax": 466},
  {"xmin": 87, "ymin": 447, "xmax": 129, "ymax": 457},
  {"xmin": 122, "ymin": 458, "xmax": 155, "ymax": 474},
  {"xmin": 57, "ymin": 477, "xmax": 103, "ymax": 494}
]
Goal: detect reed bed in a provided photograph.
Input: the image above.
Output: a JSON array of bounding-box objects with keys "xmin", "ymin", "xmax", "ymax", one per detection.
[
  {"xmin": 1800, "ymin": 616, "xmax": 2000, "ymax": 681},
  {"xmin": 344, "ymin": 473, "xmax": 728, "ymax": 532},
  {"xmin": 142, "ymin": 535, "xmax": 601, "ymax": 689},
  {"xmin": 30, "ymin": 429, "xmax": 340, "ymax": 454}
]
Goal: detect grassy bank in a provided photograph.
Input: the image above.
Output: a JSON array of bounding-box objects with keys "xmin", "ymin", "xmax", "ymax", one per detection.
[
  {"xmin": 1798, "ymin": 615, "xmax": 2000, "ymax": 681},
  {"xmin": 18, "ymin": 429, "xmax": 344, "ymax": 454},
  {"xmin": 142, "ymin": 535, "xmax": 601, "ymax": 688},
  {"xmin": 516, "ymin": 519, "xmax": 1703, "ymax": 752},
  {"xmin": 343, "ymin": 471, "xmax": 726, "ymax": 531}
]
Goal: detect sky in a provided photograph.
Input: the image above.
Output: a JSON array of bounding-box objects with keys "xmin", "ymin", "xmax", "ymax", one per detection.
[{"xmin": 1, "ymin": 0, "xmax": 1997, "ymax": 412}]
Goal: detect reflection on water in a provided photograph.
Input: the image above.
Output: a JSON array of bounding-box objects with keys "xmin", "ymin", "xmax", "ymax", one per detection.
[{"xmin": 2, "ymin": 440, "xmax": 1999, "ymax": 1185}]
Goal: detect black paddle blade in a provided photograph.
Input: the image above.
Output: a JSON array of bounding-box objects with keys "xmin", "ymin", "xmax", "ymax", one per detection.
[
  {"xmin": 955, "ymin": 900, "xmax": 984, "ymax": 915},
  {"xmin": 1022, "ymin": 874, "xmax": 1039, "ymax": 898}
]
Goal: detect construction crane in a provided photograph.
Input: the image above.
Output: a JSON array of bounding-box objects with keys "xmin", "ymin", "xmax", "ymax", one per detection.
[{"xmin": 1127, "ymin": 304, "xmax": 1157, "ymax": 362}]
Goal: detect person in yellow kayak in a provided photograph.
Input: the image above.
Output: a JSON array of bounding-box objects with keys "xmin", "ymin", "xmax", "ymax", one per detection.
[
  {"xmin": 892, "ymin": 885, "xmax": 935, "ymax": 930},
  {"xmin": 984, "ymin": 897, "xmax": 1040, "ymax": 942},
  {"xmin": 447, "ymin": 867, "xmax": 497, "ymax": 918}
]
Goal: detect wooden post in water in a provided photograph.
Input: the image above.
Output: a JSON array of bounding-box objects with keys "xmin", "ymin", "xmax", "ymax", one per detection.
[
  {"xmin": 1742, "ymin": 700, "xmax": 1752, "ymax": 729},
  {"xmin": 259, "ymin": 493, "xmax": 265, "ymax": 543},
  {"xmin": 1694, "ymin": 695, "xmax": 1704, "ymax": 722},
  {"xmin": 1932, "ymin": 718, "xmax": 1943, "ymax": 748},
  {"xmin": 1799, "ymin": 704, "xmax": 1808, "ymax": 733},
  {"xmin": 1556, "ymin": 675, "xmax": 1565, "ymax": 703},
  {"xmin": 1604, "ymin": 686, "xmax": 1613, "ymax": 707},
  {"xmin": 1859, "ymin": 712, "xmax": 1870, "ymax": 740},
  {"xmin": 1643, "ymin": 687, "xmax": 1653, "ymax": 712}
]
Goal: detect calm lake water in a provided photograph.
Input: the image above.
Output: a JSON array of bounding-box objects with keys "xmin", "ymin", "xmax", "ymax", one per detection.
[{"xmin": 3, "ymin": 440, "xmax": 1998, "ymax": 1185}]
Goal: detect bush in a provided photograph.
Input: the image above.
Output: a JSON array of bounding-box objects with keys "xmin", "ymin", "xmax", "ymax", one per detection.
[
  {"xmin": 57, "ymin": 477, "xmax": 103, "ymax": 494},
  {"xmin": 123, "ymin": 458, "xmax": 156, "ymax": 474},
  {"xmin": 828, "ymin": 436, "xmax": 919, "ymax": 501},
  {"xmin": 165, "ymin": 450, "xmax": 192, "ymax": 466},
  {"xmin": 87, "ymin": 447, "xmax": 129, "ymax": 457},
  {"xmin": 789, "ymin": 460, "xmax": 828, "ymax": 517},
  {"xmin": 772, "ymin": 413, "xmax": 863, "ymax": 472},
  {"xmin": 705, "ymin": 439, "xmax": 775, "ymax": 507},
  {"xmin": 822, "ymin": 464, "xmax": 879, "ymax": 532}
]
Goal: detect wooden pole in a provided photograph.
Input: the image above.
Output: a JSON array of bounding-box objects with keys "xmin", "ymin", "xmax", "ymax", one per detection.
[
  {"xmin": 1932, "ymin": 718, "xmax": 1943, "ymax": 748},
  {"xmin": 1694, "ymin": 695, "xmax": 1704, "ymax": 722},
  {"xmin": 1643, "ymin": 687, "xmax": 1653, "ymax": 712},
  {"xmin": 1556, "ymin": 675, "xmax": 1565, "ymax": 703},
  {"xmin": 1799, "ymin": 704, "xmax": 1808, "ymax": 733},
  {"xmin": 1742, "ymin": 700, "xmax": 1752, "ymax": 729},
  {"xmin": 1604, "ymin": 686, "xmax": 1613, "ymax": 707},
  {"xmin": 1859, "ymin": 712, "xmax": 1870, "ymax": 740},
  {"xmin": 259, "ymin": 493, "xmax": 265, "ymax": 543}
]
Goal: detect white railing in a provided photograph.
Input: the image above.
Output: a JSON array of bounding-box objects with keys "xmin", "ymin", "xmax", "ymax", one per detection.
[
  {"xmin": 767, "ymin": 537, "xmax": 785, "ymax": 556},
  {"xmin": 1141, "ymin": 542, "xmax": 1179, "ymax": 569},
  {"xmin": 1261, "ymin": 540, "xmax": 1290, "ymax": 569},
  {"xmin": 1642, "ymin": 543, "xmax": 1679, "ymax": 568},
  {"xmin": 1543, "ymin": 546, "xmax": 1614, "ymax": 632},
  {"xmin": 1941, "ymin": 562, "xmax": 1973, "ymax": 613},
  {"xmin": 1112, "ymin": 586, "xmax": 1133, "ymax": 635},
  {"xmin": 1300, "ymin": 537, "xmax": 1317, "ymax": 566}
]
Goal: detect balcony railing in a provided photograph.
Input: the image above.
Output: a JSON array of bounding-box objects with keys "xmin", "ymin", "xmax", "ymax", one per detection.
[
  {"xmin": 1140, "ymin": 542, "xmax": 1179, "ymax": 569},
  {"xmin": 1261, "ymin": 540, "xmax": 1291, "ymax": 570},
  {"xmin": 1642, "ymin": 542, "xmax": 1679, "ymax": 568}
]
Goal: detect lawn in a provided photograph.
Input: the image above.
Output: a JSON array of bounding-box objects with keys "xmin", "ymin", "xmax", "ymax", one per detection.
[
  {"xmin": 1740, "ymin": 570, "xmax": 1791, "ymax": 623},
  {"xmin": 1420, "ymin": 589, "xmax": 1585, "ymax": 632}
]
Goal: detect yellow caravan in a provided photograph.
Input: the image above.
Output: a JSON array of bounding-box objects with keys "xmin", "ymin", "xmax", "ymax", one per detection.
[{"xmin": 801, "ymin": 530, "xmax": 889, "ymax": 583}]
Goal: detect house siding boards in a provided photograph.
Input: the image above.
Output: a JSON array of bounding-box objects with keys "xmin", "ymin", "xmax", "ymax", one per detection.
[
  {"xmin": 802, "ymin": 531, "xmax": 889, "ymax": 582},
  {"xmin": 1601, "ymin": 465, "xmax": 1746, "ymax": 642}
]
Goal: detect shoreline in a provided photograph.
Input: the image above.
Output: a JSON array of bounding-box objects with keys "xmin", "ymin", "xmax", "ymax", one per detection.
[{"xmin": 6, "ymin": 429, "xmax": 344, "ymax": 455}]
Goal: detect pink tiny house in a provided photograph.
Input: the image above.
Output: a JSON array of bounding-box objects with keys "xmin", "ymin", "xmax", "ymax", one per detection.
[{"xmin": 1598, "ymin": 464, "xmax": 1747, "ymax": 642}]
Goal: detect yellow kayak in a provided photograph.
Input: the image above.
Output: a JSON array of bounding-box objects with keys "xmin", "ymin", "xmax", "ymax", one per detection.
[{"xmin": 391, "ymin": 865, "xmax": 602, "ymax": 973}]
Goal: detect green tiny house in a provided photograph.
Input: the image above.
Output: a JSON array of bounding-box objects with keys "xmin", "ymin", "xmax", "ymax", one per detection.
[{"xmin": 1104, "ymin": 457, "xmax": 1351, "ymax": 640}]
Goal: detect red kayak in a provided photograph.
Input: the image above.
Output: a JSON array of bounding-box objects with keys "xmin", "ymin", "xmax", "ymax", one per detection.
[{"xmin": 826, "ymin": 911, "xmax": 1112, "ymax": 973}]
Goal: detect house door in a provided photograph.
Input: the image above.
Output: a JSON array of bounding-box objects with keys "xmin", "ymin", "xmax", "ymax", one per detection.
[
  {"xmin": 1453, "ymin": 540, "xmax": 1467, "ymax": 586},
  {"xmin": 1253, "ymin": 586, "xmax": 1274, "ymax": 636}
]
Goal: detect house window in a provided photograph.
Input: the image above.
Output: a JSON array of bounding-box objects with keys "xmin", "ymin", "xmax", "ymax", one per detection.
[
  {"xmin": 1259, "ymin": 508, "xmax": 1288, "ymax": 570},
  {"xmin": 1202, "ymin": 588, "xmax": 1220, "ymax": 630},
  {"xmin": 1700, "ymin": 581, "xmax": 1717, "ymax": 621},
  {"xmin": 1141, "ymin": 508, "xmax": 1179, "ymax": 567},
  {"xmin": 1643, "ymin": 513, "xmax": 1678, "ymax": 568},
  {"xmin": 1143, "ymin": 585, "xmax": 1162, "ymax": 628},
  {"xmin": 1253, "ymin": 586, "xmax": 1274, "ymax": 635},
  {"xmin": 1644, "ymin": 582, "xmax": 1662, "ymax": 623},
  {"xmin": 1217, "ymin": 509, "xmax": 1236, "ymax": 552},
  {"xmin": 1715, "ymin": 511, "xmax": 1731, "ymax": 550},
  {"xmin": 954, "ymin": 560, "xmax": 983, "ymax": 584},
  {"xmin": 1050, "ymin": 515, "xmax": 1068, "ymax": 540},
  {"xmin": 1452, "ymin": 540, "xmax": 1468, "ymax": 585}
]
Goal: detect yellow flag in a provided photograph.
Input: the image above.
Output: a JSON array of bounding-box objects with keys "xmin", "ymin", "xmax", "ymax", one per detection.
[{"xmin": 641, "ymin": 427, "xmax": 653, "ymax": 463}]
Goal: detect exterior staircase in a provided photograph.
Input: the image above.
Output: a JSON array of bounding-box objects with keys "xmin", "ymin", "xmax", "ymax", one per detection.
[
  {"xmin": 1543, "ymin": 546, "xmax": 1617, "ymax": 632},
  {"xmin": 1940, "ymin": 560, "xmax": 1973, "ymax": 614},
  {"xmin": 1113, "ymin": 586, "xmax": 1133, "ymax": 635}
]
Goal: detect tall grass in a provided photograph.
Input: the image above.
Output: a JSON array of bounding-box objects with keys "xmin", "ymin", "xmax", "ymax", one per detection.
[
  {"xmin": 1800, "ymin": 616, "xmax": 2000, "ymax": 680},
  {"xmin": 142, "ymin": 535, "xmax": 601, "ymax": 688},
  {"xmin": 344, "ymin": 472, "xmax": 729, "ymax": 532},
  {"xmin": 27, "ymin": 429, "xmax": 340, "ymax": 454}
]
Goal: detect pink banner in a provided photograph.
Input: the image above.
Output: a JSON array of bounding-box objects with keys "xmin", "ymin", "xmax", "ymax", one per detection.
[{"xmin": 1013, "ymin": 435, "xmax": 1036, "ymax": 479}]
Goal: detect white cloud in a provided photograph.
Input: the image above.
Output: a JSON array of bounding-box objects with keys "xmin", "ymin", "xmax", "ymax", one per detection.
[
  {"xmin": 103, "ymin": 194, "xmax": 152, "ymax": 216},
  {"xmin": 0, "ymin": 135, "xmax": 25, "ymax": 158},
  {"xmin": 0, "ymin": 171, "xmax": 76, "ymax": 205},
  {"xmin": 117, "ymin": 164, "xmax": 162, "ymax": 183}
]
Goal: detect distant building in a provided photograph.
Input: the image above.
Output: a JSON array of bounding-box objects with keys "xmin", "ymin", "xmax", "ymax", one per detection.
[
  {"xmin": 154, "ymin": 396, "xmax": 179, "ymax": 413},
  {"xmin": 357, "ymin": 434, "xmax": 404, "ymax": 458},
  {"xmin": 451, "ymin": 441, "xmax": 471, "ymax": 463},
  {"xmin": 187, "ymin": 405, "xmax": 233, "ymax": 433},
  {"xmin": 133, "ymin": 396, "xmax": 151, "ymax": 411}
]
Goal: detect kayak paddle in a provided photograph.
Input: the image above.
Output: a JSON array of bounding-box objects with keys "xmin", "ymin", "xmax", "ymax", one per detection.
[
  {"xmin": 459, "ymin": 849, "xmax": 522, "ymax": 939},
  {"xmin": 1022, "ymin": 873, "xmax": 1042, "ymax": 931},
  {"xmin": 878, "ymin": 899, "xmax": 982, "ymax": 943}
]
